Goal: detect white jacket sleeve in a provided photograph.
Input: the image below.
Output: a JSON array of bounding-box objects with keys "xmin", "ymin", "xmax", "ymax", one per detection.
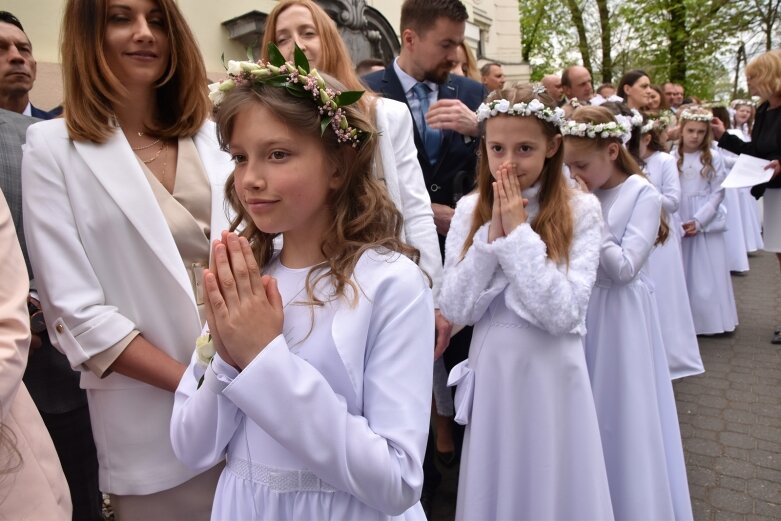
[
  {"xmin": 693, "ymin": 153, "xmax": 726, "ymax": 229},
  {"xmin": 438, "ymin": 194, "xmax": 502, "ymax": 326},
  {"xmin": 492, "ymin": 192, "xmax": 602, "ymax": 335},
  {"xmin": 658, "ymin": 154, "xmax": 682, "ymax": 214},
  {"xmin": 381, "ymin": 101, "xmax": 443, "ymax": 304},
  {"xmin": 218, "ymin": 267, "xmax": 433, "ymax": 516},
  {"xmin": 170, "ymin": 352, "xmax": 241, "ymax": 471},
  {"xmin": 21, "ymin": 126, "xmax": 135, "ymax": 367},
  {"xmin": 600, "ymin": 183, "xmax": 663, "ymax": 284}
]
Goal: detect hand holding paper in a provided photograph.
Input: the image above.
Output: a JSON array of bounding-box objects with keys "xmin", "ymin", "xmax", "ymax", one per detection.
[{"xmin": 721, "ymin": 154, "xmax": 773, "ymax": 189}]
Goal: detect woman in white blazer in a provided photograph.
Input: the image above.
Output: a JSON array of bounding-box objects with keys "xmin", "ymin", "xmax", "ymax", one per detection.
[
  {"xmin": 21, "ymin": 0, "xmax": 231, "ymax": 519},
  {"xmin": 260, "ymin": 0, "xmax": 449, "ymax": 353}
]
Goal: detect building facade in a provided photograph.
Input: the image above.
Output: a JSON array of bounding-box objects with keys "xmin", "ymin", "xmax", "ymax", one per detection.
[{"xmin": 6, "ymin": 0, "xmax": 528, "ymax": 111}]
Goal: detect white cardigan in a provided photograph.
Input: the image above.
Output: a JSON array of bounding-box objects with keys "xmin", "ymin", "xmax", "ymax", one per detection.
[
  {"xmin": 374, "ymin": 97, "xmax": 442, "ymax": 303},
  {"xmin": 22, "ymin": 119, "xmax": 233, "ymax": 494}
]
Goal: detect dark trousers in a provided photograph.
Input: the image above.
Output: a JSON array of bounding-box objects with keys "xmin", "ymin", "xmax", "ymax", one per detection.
[{"xmin": 41, "ymin": 405, "xmax": 103, "ymax": 521}]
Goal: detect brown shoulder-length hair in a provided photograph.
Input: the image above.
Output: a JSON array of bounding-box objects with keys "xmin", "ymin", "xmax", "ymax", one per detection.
[
  {"xmin": 61, "ymin": 0, "xmax": 210, "ymax": 143},
  {"xmin": 676, "ymin": 107, "xmax": 715, "ymax": 179},
  {"xmin": 214, "ymin": 74, "xmax": 419, "ymax": 306},
  {"xmin": 462, "ymin": 83, "xmax": 574, "ymax": 264},
  {"xmin": 260, "ymin": 0, "xmax": 366, "ymax": 97},
  {"xmin": 567, "ymin": 105, "xmax": 669, "ymax": 245}
]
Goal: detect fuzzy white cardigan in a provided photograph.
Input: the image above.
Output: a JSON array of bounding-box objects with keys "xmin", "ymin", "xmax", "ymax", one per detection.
[{"xmin": 439, "ymin": 186, "xmax": 603, "ymax": 336}]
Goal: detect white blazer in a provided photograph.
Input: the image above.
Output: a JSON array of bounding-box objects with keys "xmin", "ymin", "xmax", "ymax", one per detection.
[
  {"xmin": 374, "ymin": 97, "xmax": 442, "ymax": 303},
  {"xmin": 22, "ymin": 119, "xmax": 233, "ymax": 495}
]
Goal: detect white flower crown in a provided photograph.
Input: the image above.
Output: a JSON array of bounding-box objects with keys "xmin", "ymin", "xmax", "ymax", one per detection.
[
  {"xmin": 561, "ymin": 119, "xmax": 632, "ymax": 143},
  {"xmin": 614, "ymin": 109, "xmax": 643, "ymax": 132},
  {"xmin": 641, "ymin": 111, "xmax": 676, "ymax": 134},
  {"xmin": 476, "ymin": 99, "xmax": 566, "ymax": 128},
  {"xmin": 679, "ymin": 110, "xmax": 712, "ymax": 123}
]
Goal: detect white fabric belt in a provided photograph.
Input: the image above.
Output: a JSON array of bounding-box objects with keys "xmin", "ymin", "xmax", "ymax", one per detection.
[{"xmin": 226, "ymin": 456, "xmax": 336, "ymax": 493}]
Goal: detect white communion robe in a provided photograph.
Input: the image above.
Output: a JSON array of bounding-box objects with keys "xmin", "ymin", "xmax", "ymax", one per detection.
[
  {"xmin": 721, "ymin": 132, "xmax": 764, "ymax": 253},
  {"xmin": 675, "ymin": 150, "xmax": 739, "ymax": 334},
  {"xmin": 170, "ymin": 250, "xmax": 434, "ymax": 521},
  {"xmin": 585, "ymin": 174, "xmax": 693, "ymax": 521},
  {"xmin": 643, "ymin": 151, "xmax": 703, "ymax": 379},
  {"xmin": 441, "ymin": 187, "xmax": 614, "ymax": 521}
]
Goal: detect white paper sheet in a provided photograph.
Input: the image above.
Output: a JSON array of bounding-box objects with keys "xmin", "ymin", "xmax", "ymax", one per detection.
[{"xmin": 721, "ymin": 154, "xmax": 772, "ymax": 188}]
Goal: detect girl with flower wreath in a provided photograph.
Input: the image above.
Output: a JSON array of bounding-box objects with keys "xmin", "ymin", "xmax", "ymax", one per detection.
[
  {"xmin": 673, "ymin": 107, "xmax": 739, "ymax": 334},
  {"xmin": 170, "ymin": 50, "xmax": 434, "ymax": 521},
  {"xmin": 439, "ymin": 84, "xmax": 613, "ymax": 520},
  {"xmin": 639, "ymin": 114, "xmax": 704, "ymax": 379},
  {"xmin": 563, "ymin": 106, "xmax": 693, "ymax": 521}
]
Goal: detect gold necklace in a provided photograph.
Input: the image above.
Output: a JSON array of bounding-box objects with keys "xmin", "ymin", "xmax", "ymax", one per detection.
[
  {"xmin": 138, "ymin": 140, "xmax": 166, "ymax": 164},
  {"xmin": 131, "ymin": 137, "xmax": 161, "ymax": 151}
]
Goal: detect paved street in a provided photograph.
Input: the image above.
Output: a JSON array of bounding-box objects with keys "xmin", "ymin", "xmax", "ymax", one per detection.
[{"xmin": 432, "ymin": 250, "xmax": 781, "ymax": 521}]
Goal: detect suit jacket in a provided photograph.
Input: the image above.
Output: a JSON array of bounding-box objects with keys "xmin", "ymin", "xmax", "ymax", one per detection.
[
  {"xmin": 0, "ymin": 190, "xmax": 71, "ymax": 520},
  {"xmin": 22, "ymin": 119, "xmax": 233, "ymax": 494},
  {"xmin": 363, "ymin": 66, "xmax": 484, "ymax": 209},
  {"xmin": 0, "ymin": 108, "xmax": 85, "ymax": 415},
  {"xmin": 31, "ymin": 104, "xmax": 63, "ymax": 120}
]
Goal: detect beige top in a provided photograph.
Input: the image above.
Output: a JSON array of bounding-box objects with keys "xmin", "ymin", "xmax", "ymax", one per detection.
[{"xmin": 85, "ymin": 138, "xmax": 212, "ymax": 377}]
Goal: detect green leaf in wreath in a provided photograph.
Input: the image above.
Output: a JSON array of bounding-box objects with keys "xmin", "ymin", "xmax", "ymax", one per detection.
[
  {"xmin": 320, "ymin": 115, "xmax": 333, "ymax": 136},
  {"xmin": 294, "ymin": 45, "xmax": 310, "ymax": 73},
  {"xmin": 267, "ymin": 43, "xmax": 286, "ymax": 67},
  {"xmin": 286, "ymin": 85, "xmax": 307, "ymax": 98},
  {"xmin": 334, "ymin": 90, "xmax": 365, "ymax": 106}
]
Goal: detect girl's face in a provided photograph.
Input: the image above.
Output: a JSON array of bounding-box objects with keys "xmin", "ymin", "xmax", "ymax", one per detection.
[
  {"xmin": 450, "ymin": 45, "xmax": 467, "ymax": 77},
  {"xmin": 624, "ymin": 75, "xmax": 652, "ymax": 109},
  {"xmin": 484, "ymin": 115, "xmax": 560, "ymax": 190},
  {"xmin": 639, "ymin": 132, "xmax": 652, "ymax": 159},
  {"xmin": 229, "ymin": 103, "xmax": 340, "ymax": 244},
  {"xmin": 563, "ymin": 139, "xmax": 623, "ymax": 190},
  {"xmin": 275, "ymin": 4, "xmax": 322, "ymax": 69},
  {"xmin": 647, "ymin": 89, "xmax": 661, "ymax": 110},
  {"xmin": 681, "ymin": 121, "xmax": 708, "ymax": 152},
  {"xmin": 103, "ymin": 0, "xmax": 170, "ymax": 91},
  {"xmin": 735, "ymin": 105, "xmax": 752, "ymax": 125}
]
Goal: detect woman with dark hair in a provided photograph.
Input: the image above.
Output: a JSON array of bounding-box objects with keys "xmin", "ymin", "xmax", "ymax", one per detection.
[
  {"xmin": 713, "ymin": 50, "xmax": 781, "ymax": 342},
  {"xmin": 617, "ymin": 70, "xmax": 653, "ymax": 110},
  {"xmin": 22, "ymin": 0, "xmax": 231, "ymax": 516},
  {"xmin": 648, "ymin": 84, "xmax": 669, "ymax": 111}
]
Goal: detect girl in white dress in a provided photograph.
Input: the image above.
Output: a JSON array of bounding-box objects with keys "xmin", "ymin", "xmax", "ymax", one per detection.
[
  {"xmin": 170, "ymin": 52, "xmax": 434, "ymax": 521},
  {"xmin": 728, "ymin": 101, "xmax": 764, "ymax": 252},
  {"xmin": 563, "ymin": 106, "xmax": 693, "ymax": 521},
  {"xmin": 640, "ymin": 115, "xmax": 703, "ymax": 378},
  {"xmin": 674, "ymin": 108, "xmax": 739, "ymax": 334},
  {"xmin": 441, "ymin": 85, "xmax": 613, "ymax": 521}
]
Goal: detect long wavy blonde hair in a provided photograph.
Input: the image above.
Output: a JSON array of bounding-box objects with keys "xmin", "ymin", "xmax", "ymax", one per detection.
[
  {"xmin": 214, "ymin": 76, "xmax": 419, "ymax": 307},
  {"xmin": 462, "ymin": 84, "xmax": 574, "ymax": 264}
]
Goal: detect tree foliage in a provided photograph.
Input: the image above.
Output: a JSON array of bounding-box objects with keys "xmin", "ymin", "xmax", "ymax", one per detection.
[{"xmin": 520, "ymin": 0, "xmax": 778, "ymax": 99}]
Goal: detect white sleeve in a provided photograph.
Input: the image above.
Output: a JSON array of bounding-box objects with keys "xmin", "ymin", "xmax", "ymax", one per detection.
[
  {"xmin": 693, "ymin": 153, "xmax": 726, "ymax": 229},
  {"xmin": 438, "ymin": 194, "xmax": 502, "ymax": 326},
  {"xmin": 385, "ymin": 103, "xmax": 443, "ymax": 303},
  {"xmin": 492, "ymin": 193, "xmax": 602, "ymax": 335},
  {"xmin": 658, "ymin": 155, "xmax": 682, "ymax": 214},
  {"xmin": 169, "ymin": 352, "xmax": 241, "ymax": 471},
  {"xmin": 220, "ymin": 269, "xmax": 433, "ymax": 516},
  {"xmin": 21, "ymin": 125, "xmax": 135, "ymax": 368},
  {"xmin": 600, "ymin": 184, "xmax": 663, "ymax": 283}
]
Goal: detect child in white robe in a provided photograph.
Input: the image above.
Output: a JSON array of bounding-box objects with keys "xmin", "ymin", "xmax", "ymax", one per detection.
[
  {"xmin": 563, "ymin": 106, "xmax": 693, "ymax": 521},
  {"xmin": 673, "ymin": 108, "xmax": 739, "ymax": 334},
  {"xmin": 170, "ymin": 52, "xmax": 433, "ymax": 521},
  {"xmin": 441, "ymin": 84, "xmax": 613, "ymax": 521}
]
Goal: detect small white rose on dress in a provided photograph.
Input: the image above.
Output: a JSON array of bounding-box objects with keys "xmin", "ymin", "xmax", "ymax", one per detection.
[{"xmin": 195, "ymin": 334, "xmax": 216, "ymax": 367}]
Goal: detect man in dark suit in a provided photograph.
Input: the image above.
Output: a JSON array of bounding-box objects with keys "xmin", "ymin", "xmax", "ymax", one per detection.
[
  {"xmin": 0, "ymin": 107, "xmax": 101, "ymax": 520},
  {"xmin": 0, "ymin": 12, "xmax": 62, "ymax": 120},
  {"xmin": 363, "ymin": 0, "xmax": 484, "ymax": 513}
]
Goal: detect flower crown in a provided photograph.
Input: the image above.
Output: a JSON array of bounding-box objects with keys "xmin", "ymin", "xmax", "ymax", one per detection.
[
  {"xmin": 732, "ymin": 98, "xmax": 757, "ymax": 108},
  {"xmin": 208, "ymin": 44, "xmax": 368, "ymax": 147},
  {"xmin": 679, "ymin": 109, "xmax": 712, "ymax": 123},
  {"xmin": 561, "ymin": 119, "xmax": 632, "ymax": 144},
  {"xmin": 614, "ymin": 109, "xmax": 643, "ymax": 132},
  {"xmin": 476, "ymin": 98, "xmax": 566, "ymax": 127},
  {"xmin": 641, "ymin": 110, "xmax": 676, "ymax": 134}
]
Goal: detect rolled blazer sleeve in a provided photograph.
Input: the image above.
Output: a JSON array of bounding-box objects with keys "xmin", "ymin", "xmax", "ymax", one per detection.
[{"xmin": 22, "ymin": 125, "xmax": 136, "ymax": 369}]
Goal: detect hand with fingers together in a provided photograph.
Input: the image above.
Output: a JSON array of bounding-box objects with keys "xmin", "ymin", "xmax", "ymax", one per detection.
[
  {"xmin": 682, "ymin": 221, "xmax": 698, "ymax": 237},
  {"xmin": 203, "ymin": 232, "xmax": 284, "ymax": 370},
  {"xmin": 489, "ymin": 162, "xmax": 528, "ymax": 243}
]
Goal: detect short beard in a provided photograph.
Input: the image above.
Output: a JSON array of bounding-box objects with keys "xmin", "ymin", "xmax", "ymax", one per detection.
[{"xmin": 423, "ymin": 66, "xmax": 451, "ymax": 85}]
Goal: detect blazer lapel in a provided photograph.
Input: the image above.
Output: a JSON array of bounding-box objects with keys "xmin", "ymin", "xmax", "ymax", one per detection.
[
  {"xmin": 192, "ymin": 124, "xmax": 233, "ymax": 241},
  {"xmin": 73, "ymin": 129, "xmax": 193, "ymax": 303}
]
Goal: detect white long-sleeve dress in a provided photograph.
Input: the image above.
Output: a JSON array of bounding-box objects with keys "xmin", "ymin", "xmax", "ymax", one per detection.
[
  {"xmin": 586, "ymin": 174, "xmax": 693, "ymax": 521},
  {"xmin": 722, "ymin": 131, "xmax": 764, "ymax": 253},
  {"xmin": 644, "ymin": 151, "xmax": 703, "ymax": 379},
  {"xmin": 170, "ymin": 250, "xmax": 434, "ymax": 521},
  {"xmin": 440, "ymin": 186, "xmax": 614, "ymax": 521},
  {"xmin": 675, "ymin": 150, "xmax": 739, "ymax": 334}
]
